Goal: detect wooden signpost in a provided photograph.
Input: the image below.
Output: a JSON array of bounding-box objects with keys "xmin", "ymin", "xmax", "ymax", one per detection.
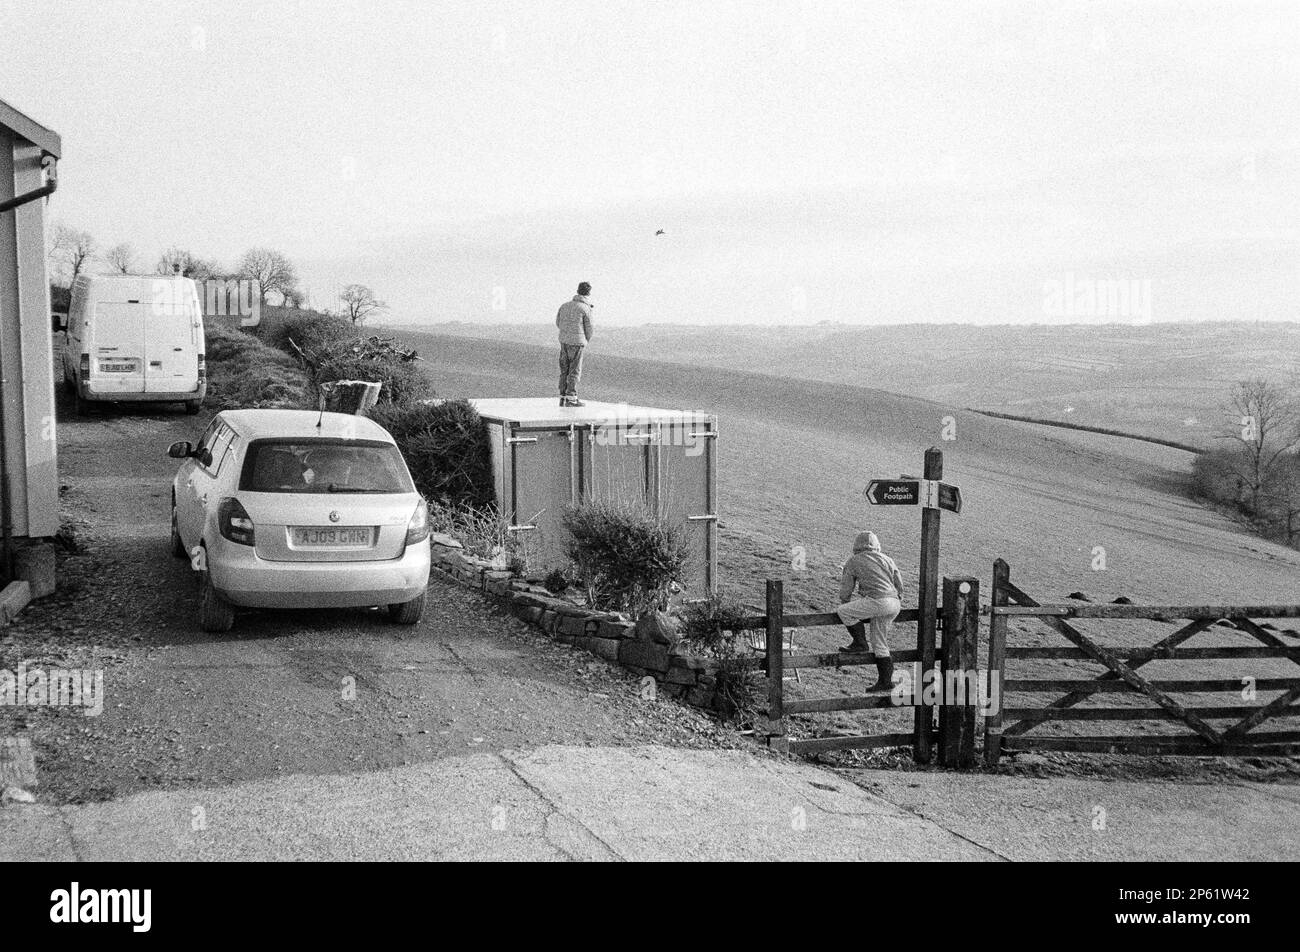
[{"xmin": 865, "ymin": 447, "xmax": 961, "ymax": 764}]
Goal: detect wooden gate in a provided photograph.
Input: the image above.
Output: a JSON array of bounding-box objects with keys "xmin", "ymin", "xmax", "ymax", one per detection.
[
  {"xmin": 752, "ymin": 577, "xmax": 981, "ymax": 766},
  {"xmin": 984, "ymin": 559, "xmax": 1300, "ymax": 761}
]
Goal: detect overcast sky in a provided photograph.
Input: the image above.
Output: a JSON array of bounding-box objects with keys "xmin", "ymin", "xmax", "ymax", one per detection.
[{"xmin": 3, "ymin": 0, "xmax": 1297, "ymax": 325}]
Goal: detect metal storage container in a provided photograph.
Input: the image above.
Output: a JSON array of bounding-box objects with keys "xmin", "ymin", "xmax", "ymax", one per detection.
[{"xmin": 470, "ymin": 398, "xmax": 718, "ymax": 594}]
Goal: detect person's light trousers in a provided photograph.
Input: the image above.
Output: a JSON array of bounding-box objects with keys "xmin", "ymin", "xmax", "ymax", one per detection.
[{"xmin": 836, "ymin": 596, "xmax": 901, "ymax": 656}]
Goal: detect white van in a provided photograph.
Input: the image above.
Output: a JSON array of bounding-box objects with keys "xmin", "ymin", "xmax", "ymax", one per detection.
[{"xmin": 62, "ymin": 273, "xmax": 207, "ymax": 414}]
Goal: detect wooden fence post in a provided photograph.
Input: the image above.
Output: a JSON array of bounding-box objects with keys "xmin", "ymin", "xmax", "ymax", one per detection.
[
  {"xmin": 939, "ymin": 577, "xmax": 980, "ymax": 767},
  {"xmin": 914, "ymin": 447, "xmax": 943, "ymax": 763},
  {"xmin": 765, "ymin": 580, "xmax": 786, "ymax": 751},
  {"xmin": 983, "ymin": 559, "xmax": 1010, "ymax": 766}
]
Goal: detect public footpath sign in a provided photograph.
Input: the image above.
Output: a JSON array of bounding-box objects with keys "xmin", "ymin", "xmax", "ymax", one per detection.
[
  {"xmin": 865, "ymin": 478, "xmax": 961, "ymax": 513},
  {"xmin": 864, "ymin": 479, "xmax": 921, "ymax": 505}
]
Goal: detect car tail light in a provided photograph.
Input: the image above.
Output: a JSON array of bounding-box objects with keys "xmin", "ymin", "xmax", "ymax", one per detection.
[
  {"xmin": 406, "ymin": 498, "xmax": 430, "ymax": 545},
  {"xmin": 218, "ymin": 497, "xmax": 255, "ymax": 546},
  {"xmin": 197, "ymin": 354, "xmax": 206, "ymax": 382},
  {"xmin": 79, "ymin": 354, "xmax": 89, "ymax": 382}
]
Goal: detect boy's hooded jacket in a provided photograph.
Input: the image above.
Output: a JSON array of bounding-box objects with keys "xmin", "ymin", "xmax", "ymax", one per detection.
[{"xmin": 838, "ymin": 531, "xmax": 904, "ymax": 602}]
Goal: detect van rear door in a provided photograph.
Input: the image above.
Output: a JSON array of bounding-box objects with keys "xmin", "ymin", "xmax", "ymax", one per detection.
[
  {"xmin": 144, "ymin": 287, "xmax": 200, "ymax": 394},
  {"xmin": 91, "ymin": 302, "xmax": 147, "ymax": 394}
]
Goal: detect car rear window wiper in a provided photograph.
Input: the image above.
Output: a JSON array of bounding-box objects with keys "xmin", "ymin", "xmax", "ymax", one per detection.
[{"xmin": 325, "ymin": 485, "xmax": 383, "ymax": 493}]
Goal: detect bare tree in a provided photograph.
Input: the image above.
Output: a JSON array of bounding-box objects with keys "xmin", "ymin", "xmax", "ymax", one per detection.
[
  {"xmin": 339, "ymin": 284, "xmax": 388, "ymax": 325},
  {"xmin": 1221, "ymin": 378, "xmax": 1300, "ymax": 514},
  {"xmin": 49, "ymin": 224, "xmax": 96, "ymax": 284},
  {"xmin": 237, "ymin": 247, "xmax": 299, "ymax": 304},
  {"xmin": 157, "ymin": 246, "xmax": 223, "ymax": 281},
  {"xmin": 103, "ymin": 242, "xmax": 138, "ymax": 274}
]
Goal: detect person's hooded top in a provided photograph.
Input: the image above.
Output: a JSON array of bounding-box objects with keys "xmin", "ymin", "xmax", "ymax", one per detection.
[
  {"xmin": 838, "ymin": 531, "xmax": 905, "ymax": 603},
  {"xmin": 556, "ymin": 294, "xmax": 594, "ymax": 346}
]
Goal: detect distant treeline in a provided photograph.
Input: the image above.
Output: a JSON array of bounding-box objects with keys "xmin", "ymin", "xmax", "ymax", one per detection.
[{"xmin": 967, "ymin": 409, "xmax": 1202, "ymax": 454}]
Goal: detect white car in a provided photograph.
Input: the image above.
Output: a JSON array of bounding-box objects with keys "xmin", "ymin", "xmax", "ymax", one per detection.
[{"xmin": 168, "ymin": 409, "xmax": 431, "ymax": 632}]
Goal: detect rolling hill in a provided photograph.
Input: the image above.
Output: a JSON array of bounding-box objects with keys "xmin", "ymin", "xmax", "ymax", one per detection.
[
  {"xmin": 417, "ymin": 320, "xmax": 1300, "ymax": 449},
  {"xmin": 391, "ymin": 327, "xmax": 1300, "ymax": 612}
]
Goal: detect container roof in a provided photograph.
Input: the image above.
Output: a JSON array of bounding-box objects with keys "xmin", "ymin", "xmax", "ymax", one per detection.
[
  {"xmin": 0, "ymin": 98, "xmax": 61, "ymax": 157},
  {"xmin": 468, "ymin": 398, "xmax": 714, "ymax": 428}
]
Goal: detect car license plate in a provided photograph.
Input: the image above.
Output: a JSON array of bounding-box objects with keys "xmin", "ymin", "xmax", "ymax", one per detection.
[
  {"xmin": 100, "ymin": 362, "xmax": 135, "ymax": 373},
  {"xmin": 292, "ymin": 527, "xmax": 372, "ymax": 547}
]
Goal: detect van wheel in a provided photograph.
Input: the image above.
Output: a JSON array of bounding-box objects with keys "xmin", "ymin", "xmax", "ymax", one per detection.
[
  {"xmin": 184, "ymin": 400, "xmax": 202, "ymax": 415},
  {"xmin": 170, "ymin": 502, "xmax": 187, "ymax": 559},
  {"xmin": 198, "ymin": 565, "xmax": 235, "ymax": 633},
  {"xmin": 388, "ymin": 591, "xmax": 426, "ymax": 625}
]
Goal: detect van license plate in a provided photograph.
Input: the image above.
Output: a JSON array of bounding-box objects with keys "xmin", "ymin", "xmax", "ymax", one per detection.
[
  {"xmin": 101, "ymin": 362, "xmax": 135, "ymax": 373},
  {"xmin": 292, "ymin": 527, "xmax": 372, "ymax": 547}
]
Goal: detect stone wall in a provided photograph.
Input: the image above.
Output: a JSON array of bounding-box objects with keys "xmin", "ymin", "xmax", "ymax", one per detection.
[{"xmin": 429, "ymin": 535, "xmax": 723, "ymax": 710}]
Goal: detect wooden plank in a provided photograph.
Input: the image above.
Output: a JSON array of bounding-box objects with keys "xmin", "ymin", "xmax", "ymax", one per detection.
[
  {"xmin": 765, "ymin": 581, "xmax": 784, "ymax": 741},
  {"xmin": 785, "ymin": 695, "xmax": 908, "ymax": 714},
  {"xmin": 1001, "ymin": 732, "xmax": 1300, "ymax": 756},
  {"xmin": 788, "ymin": 732, "xmax": 927, "ymax": 755},
  {"xmin": 736, "ymin": 608, "xmax": 921, "ymax": 631},
  {"xmin": 1235, "ymin": 617, "xmax": 1294, "ymax": 651},
  {"xmin": 1001, "ymin": 706, "xmax": 1286, "ymax": 722},
  {"xmin": 1004, "ymin": 645, "xmax": 1300, "ymax": 661},
  {"xmin": 1224, "ymin": 687, "xmax": 1300, "ymax": 740},
  {"xmin": 784, "ymin": 647, "xmax": 929, "ymax": 669},
  {"xmin": 993, "ymin": 604, "xmax": 1300, "ymax": 620},
  {"xmin": 984, "ymin": 559, "xmax": 1010, "ymax": 765},
  {"xmin": 914, "ymin": 447, "xmax": 942, "ymax": 765},
  {"xmin": 1004, "ymin": 677, "xmax": 1300, "ymax": 693}
]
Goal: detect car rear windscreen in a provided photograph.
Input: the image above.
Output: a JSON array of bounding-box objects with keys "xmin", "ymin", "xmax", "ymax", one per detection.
[{"xmin": 240, "ymin": 440, "xmax": 415, "ymax": 494}]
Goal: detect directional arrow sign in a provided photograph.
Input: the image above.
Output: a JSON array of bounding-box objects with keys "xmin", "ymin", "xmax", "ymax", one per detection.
[
  {"xmin": 937, "ymin": 482, "xmax": 962, "ymax": 514},
  {"xmin": 865, "ymin": 479, "xmax": 921, "ymax": 506}
]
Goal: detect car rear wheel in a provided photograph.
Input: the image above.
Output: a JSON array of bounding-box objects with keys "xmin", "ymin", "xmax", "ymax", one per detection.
[
  {"xmin": 184, "ymin": 400, "xmax": 202, "ymax": 415},
  {"xmin": 170, "ymin": 501, "xmax": 187, "ymax": 559},
  {"xmin": 198, "ymin": 562, "xmax": 236, "ymax": 633},
  {"xmin": 388, "ymin": 591, "xmax": 426, "ymax": 625}
]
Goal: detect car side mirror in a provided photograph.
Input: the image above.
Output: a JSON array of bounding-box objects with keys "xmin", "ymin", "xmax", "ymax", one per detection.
[
  {"xmin": 52, "ymin": 312, "xmax": 67, "ymax": 332},
  {"xmin": 168, "ymin": 441, "xmax": 193, "ymax": 459}
]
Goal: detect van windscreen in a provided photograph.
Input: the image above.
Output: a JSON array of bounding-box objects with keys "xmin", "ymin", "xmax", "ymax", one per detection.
[{"xmin": 240, "ymin": 440, "xmax": 414, "ymax": 494}]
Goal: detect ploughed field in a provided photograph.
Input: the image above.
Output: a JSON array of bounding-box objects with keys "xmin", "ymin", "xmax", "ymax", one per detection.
[{"xmin": 393, "ymin": 328, "xmax": 1300, "ymax": 755}]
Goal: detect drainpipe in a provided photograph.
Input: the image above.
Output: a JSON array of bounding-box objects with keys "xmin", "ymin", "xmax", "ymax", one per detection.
[
  {"xmin": 0, "ymin": 154, "xmax": 58, "ymax": 580},
  {"xmin": 0, "ymin": 171, "xmax": 56, "ymax": 215}
]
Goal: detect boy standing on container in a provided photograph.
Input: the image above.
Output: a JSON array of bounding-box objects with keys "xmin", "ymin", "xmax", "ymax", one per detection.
[
  {"xmin": 556, "ymin": 282, "xmax": 594, "ymax": 407},
  {"xmin": 836, "ymin": 531, "xmax": 904, "ymax": 691}
]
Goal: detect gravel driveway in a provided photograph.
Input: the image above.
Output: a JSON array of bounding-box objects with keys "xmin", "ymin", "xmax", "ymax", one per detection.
[{"xmin": 0, "ymin": 398, "xmax": 739, "ymax": 805}]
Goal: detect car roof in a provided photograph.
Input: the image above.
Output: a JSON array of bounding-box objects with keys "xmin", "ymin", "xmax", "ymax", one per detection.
[{"xmin": 217, "ymin": 409, "xmax": 396, "ymax": 444}]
